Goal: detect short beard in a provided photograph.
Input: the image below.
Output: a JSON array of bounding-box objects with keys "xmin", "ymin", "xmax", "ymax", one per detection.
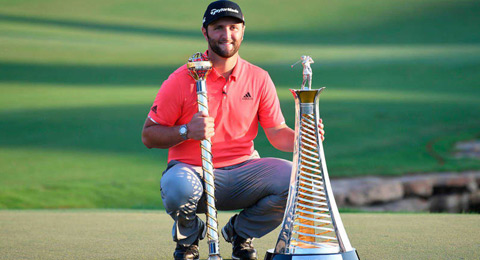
[{"xmin": 206, "ymin": 31, "xmax": 241, "ymax": 58}]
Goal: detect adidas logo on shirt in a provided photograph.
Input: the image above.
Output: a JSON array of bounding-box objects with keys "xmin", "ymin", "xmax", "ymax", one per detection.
[{"xmin": 242, "ymin": 92, "xmax": 253, "ymax": 100}]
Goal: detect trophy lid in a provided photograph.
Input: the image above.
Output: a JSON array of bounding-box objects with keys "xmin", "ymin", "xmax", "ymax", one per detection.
[{"xmin": 187, "ymin": 52, "xmax": 212, "ymax": 80}]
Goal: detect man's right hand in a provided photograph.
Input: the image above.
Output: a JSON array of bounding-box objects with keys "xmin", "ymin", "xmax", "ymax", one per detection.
[{"xmin": 187, "ymin": 111, "xmax": 215, "ymax": 140}]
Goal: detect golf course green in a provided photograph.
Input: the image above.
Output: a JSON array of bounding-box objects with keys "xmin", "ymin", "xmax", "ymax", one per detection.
[
  {"xmin": 1, "ymin": 0, "xmax": 480, "ymax": 259},
  {"xmin": 1, "ymin": 0, "xmax": 479, "ymax": 209},
  {"xmin": 1, "ymin": 210, "xmax": 479, "ymax": 259}
]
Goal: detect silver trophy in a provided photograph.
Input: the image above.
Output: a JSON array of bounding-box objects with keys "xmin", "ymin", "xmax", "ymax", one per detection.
[
  {"xmin": 265, "ymin": 56, "xmax": 359, "ymax": 260},
  {"xmin": 187, "ymin": 52, "xmax": 222, "ymax": 260}
]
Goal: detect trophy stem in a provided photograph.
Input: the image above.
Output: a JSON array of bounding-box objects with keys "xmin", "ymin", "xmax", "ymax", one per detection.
[
  {"xmin": 208, "ymin": 240, "xmax": 222, "ymax": 260},
  {"xmin": 196, "ymin": 80, "xmax": 222, "ymax": 260},
  {"xmin": 188, "ymin": 52, "xmax": 222, "ymax": 259}
]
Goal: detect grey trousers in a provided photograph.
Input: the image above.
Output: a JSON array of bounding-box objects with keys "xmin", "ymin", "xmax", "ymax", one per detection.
[{"xmin": 160, "ymin": 157, "xmax": 292, "ymax": 246}]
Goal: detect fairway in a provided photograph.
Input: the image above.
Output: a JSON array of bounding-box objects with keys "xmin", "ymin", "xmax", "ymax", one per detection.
[
  {"xmin": 0, "ymin": 210, "xmax": 479, "ymax": 259},
  {"xmin": 1, "ymin": 1, "xmax": 479, "ymax": 259},
  {"xmin": 1, "ymin": 0, "xmax": 480, "ymax": 208}
]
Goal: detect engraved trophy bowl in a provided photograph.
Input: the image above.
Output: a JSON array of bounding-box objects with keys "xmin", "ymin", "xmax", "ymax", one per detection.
[{"xmin": 187, "ymin": 52, "xmax": 212, "ymax": 81}]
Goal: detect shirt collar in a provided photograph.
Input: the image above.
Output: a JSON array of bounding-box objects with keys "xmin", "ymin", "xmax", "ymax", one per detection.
[
  {"xmin": 229, "ymin": 57, "xmax": 242, "ymax": 82},
  {"xmin": 205, "ymin": 50, "xmax": 242, "ymax": 82},
  {"xmin": 210, "ymin": 66, "xmax": 222, "ymax": 82}
]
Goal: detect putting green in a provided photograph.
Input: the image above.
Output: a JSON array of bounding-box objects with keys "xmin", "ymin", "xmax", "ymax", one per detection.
[{"xmin": 0, "ymin": 210, "xmax": 478, "ymax": 259}]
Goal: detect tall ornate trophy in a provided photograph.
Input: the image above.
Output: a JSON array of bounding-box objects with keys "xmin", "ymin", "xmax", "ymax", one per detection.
[
  {"xmin": 265, "ymin": 56, "xmax": 359, "ymax": 260},
  {"xmin": 187, "ymin": 52, "xmax": 222, "ymax": 260}
]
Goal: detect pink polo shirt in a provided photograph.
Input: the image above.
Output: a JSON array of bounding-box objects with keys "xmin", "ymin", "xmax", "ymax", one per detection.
[{"xmin": 148, "ymin": 55, "xmax": 285, "ymax": 168}]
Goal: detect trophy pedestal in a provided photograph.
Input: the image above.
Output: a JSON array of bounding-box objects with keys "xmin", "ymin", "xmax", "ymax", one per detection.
[{"xmin": 264, "ymin": 249, "xmax": 359, "ymax": 260}]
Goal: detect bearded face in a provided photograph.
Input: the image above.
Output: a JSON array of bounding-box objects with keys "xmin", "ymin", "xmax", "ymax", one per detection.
[
  {"xmin": 205, "ymin": 18, "xmax": 244, "ymax": 58},
  {"xmin": 207, "ymin": 33, "xmax": 242, "ymax": 58}
]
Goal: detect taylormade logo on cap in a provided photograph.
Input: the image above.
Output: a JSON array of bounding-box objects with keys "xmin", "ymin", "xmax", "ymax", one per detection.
[
  {"xmin": 211, "ymin": 8, "xmax": 239, "ymax": 16},
  {"xmin": 203, "ymin": 1, "xmax": 244, "ymax": 28}
]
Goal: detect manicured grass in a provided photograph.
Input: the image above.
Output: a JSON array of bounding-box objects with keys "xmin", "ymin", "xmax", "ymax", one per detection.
[
  {"xmin": 0, "ymin": 210, "xmax": 479, "ymax": 259},
  {"xmin": 0, "ymin": 148, "xmax": 163, "ymax": 209},
  {"xmin": 1, "ymin": 0, "xmax": 480, "ymax": 208}
]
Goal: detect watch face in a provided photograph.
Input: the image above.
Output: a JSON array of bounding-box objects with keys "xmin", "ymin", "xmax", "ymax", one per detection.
[{"xmin": 180, "ymin": 125, "xmax": 187, "ymax": 135}]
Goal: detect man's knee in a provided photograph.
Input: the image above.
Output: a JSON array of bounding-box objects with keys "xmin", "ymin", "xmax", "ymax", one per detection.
[{"xmin": 161, "ymin": 166, "xmax": 203, "ymax": 214}]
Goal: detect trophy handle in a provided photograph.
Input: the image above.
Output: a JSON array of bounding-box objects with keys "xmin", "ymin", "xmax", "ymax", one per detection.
[{"xmin": 187, "ymin": 52, "xmax": 222, "ymax": 260}]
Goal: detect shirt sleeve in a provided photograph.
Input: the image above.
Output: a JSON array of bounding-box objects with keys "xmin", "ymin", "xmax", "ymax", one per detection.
[
  {"xmin": 258, "ymin": 72, "xmax": 286, "ymax": 128},
  {"xmin": 147, "ymin": 73, "xmax": 183, "ymax": 126}
]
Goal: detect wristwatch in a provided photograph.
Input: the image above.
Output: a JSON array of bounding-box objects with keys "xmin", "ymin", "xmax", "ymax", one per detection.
[{"xmin": 179, "ymin": 124, "xmax": 188, "ymax": 140}]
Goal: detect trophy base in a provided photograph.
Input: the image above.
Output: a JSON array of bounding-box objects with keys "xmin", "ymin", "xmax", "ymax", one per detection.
[{"xmin": 264, "ymin": 249, "xmax": 359, "ymax": 260}]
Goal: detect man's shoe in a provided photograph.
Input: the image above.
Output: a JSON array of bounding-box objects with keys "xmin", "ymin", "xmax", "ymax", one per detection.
[
  {"xmin": 232, "ymin": 235, "xmax": 257, "ymax": 260},
  {"xmin": 173, "ymin": 218, "xmax": 206, "ymax": 260},
  {"xmin": 222, "ymin": 214, "xmax": 257, "ymax": 260},
  {"xmin": 173, "ymin": 242, "xmax": 200, "ymax": 260}
]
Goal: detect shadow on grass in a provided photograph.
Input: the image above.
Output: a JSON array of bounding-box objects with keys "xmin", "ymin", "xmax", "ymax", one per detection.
[
  {"xmin": 1, "ymin": 94, "xmax": 478, "ymax": 174},
  {"xmin": 0, "ymin": 104, "xmax": 161, "ymax": 156},
  {"xmin": 0, "ymin": 62, "xmax": 177, "ymax": 86},
  {"xmin": 1, "ymin": 1, "xmax": 479, "ymax": 45},
  {"xmin": 1, "ymin": 61, "xmax": 479, "ymax": 163},
  {"xmin": 3, "ymin": 61, "xmax": 480, "ymax": 94},
  {"xmin": 0, "ymin": 13, "xmax": 200, "ymax": 39},
  {"xmin": 246, "ymin": 1, "xmax": 480, "ymax": 45}
]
